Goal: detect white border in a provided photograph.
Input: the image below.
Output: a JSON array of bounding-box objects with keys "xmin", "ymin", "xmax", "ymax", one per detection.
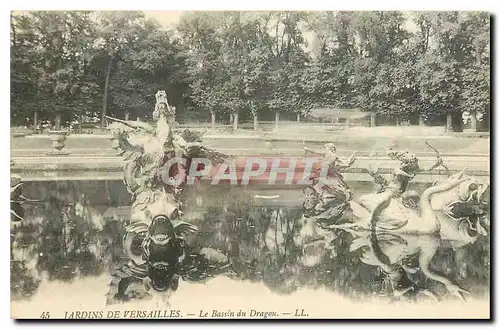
[{"xmin": 2, "ymin": 1, "xmax": 498, "ymax": 329}]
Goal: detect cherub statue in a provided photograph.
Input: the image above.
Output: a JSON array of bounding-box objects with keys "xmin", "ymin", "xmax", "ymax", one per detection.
[
  {"xmin": 304, "ymin": 143, "xmax": 356, "ymax": 172},
  {"xmin": 300, "ymin": 142, "xmax": 357, "ymax": 228},
  {"xmin": 303, "ymin": 143, "xmax": 356, "ymax": 204},
  {"xmin": 366, "ymin": 145, "xmax": 420, "ymax": 198},
  {"xmin": 425, "ymin": 140, "xmax": 450, "ymax": 175}
]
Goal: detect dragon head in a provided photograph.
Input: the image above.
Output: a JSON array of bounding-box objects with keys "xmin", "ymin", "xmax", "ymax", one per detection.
[
  {"xmin": 115, "ymin": 200, "xmax": 196, "ymax": 295},
  {"xmin": 155, "ymin": 90, "xmax": 168, "ymax": 104},
  {"xmin": 122, "ymin": 215, "xmax": 198, "ymax": 292},
  {"xmin": 153, "ymin": 90, "xmax": 174, "ymax": 120},
  {"xmin": 142, "ymin": 216, "xmax": 184, "ymax": 292}
]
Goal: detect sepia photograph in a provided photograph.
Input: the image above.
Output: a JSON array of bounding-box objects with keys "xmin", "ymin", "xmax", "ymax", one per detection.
[{"xmin": 9, "ymin": 8, "xmax": 491, "ymax": 320}]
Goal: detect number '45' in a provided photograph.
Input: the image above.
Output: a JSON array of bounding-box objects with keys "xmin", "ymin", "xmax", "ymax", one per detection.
[{"xmin": 40, "ymin": 312, "xmax": 50, "ymax": 319}]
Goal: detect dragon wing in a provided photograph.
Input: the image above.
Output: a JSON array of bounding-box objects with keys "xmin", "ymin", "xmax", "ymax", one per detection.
[
  {"xmin": 171, "ymin": 220, "xmax": 199, "ymax": 237},
  {"xmin": 105, "ymin": 115, "xmax": 155, "ymax": 133},
  {"xmin": 349, "ymin": 236, "xmax": 369, "ymax": 252},
  {"xmin": 184, "ymin": 144, "xmax": 228, "ymax": 165},
  {"xmin": 107, "ymin": 122, "xmax": 147, "ymax": 194},
  {"xmin": 125, "ymin": 221, "xmax": 149, "ymax": 234},
  {"xmin": 108, "ymin": 123, "xmax": 144, "ymax": 158}
]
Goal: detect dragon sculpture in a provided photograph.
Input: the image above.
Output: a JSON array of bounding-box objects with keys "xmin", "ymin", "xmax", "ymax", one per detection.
[{"xmin": 105, "ymin": 90, "xmax": 230, "ymax": 304}]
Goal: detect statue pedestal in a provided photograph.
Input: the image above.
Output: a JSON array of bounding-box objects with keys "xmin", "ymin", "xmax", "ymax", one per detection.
[{"xmin": 46, "ymin": 130, "xmax": 71, "ymax": 156}]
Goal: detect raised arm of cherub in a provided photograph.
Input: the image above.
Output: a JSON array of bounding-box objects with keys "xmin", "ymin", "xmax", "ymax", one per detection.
[{"xmin": 303, "ymin": 146, "xmax": 357, "ymax": 168}]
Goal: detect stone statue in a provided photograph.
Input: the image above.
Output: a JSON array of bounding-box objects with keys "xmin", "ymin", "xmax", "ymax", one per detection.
[
  {"xmin": 316, "ymin": 143, "xmax": 488, "ymax": 301},
  {"xmin": 302, "ymin": 143, "xmax": 357, "ymax": 223},
  {"xmin": 105, "ymin": 90, "xmax": 230, "ymax": 302},
  {"xmin": 106, "ymin": 90, "xmax": 225, "ymax": 202},
  {"xmin": 153, "ymin": 90, "xmax": 176, "ymax": 125},
  {"xmin": 328, "ymin": 144, "xmax": 489, "ymax": 244}
]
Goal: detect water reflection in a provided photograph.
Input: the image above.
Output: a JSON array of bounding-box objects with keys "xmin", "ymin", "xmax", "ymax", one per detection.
[{"xmin": 10, "ymin": 180, "xmax": 490, "ymax": 305}]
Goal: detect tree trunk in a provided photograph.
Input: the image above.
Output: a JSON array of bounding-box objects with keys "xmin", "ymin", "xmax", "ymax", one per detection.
[
  {"xmin": 470, "ymin": 112, "xmax": 477, "ymax": 131},
  {"xmin": 253, "ymin": 114, "xmax": 258, "ymax": 131},
  {"xmin": 446, "ymin": 113, "xmax": 453, "ymax": 133},
  {"xmin": 480, "ymin": 110, "xmax": 490, "ymax": 132},
  {"xmin": 296, "ymin": 113, "xmax": 300, "ymax": 122},
  {"xmin": 419, "ymin": 115, "xmax": 425, "ymax": 126},
  {"xmin": 55, "ymin": 112, "xmax": 62, "ymax": 130},
  {"xmin": 275, "ymin": 111, "xmax": 280, "ymax": 130},
  {"xmin": 370, "ymin": 113, "xmax": 376, "ymax": 127},
  {"xmin": 475, "ymin": 39, "xmax": 482, "ymax": 66},
  {"xmin": 101, "ymin": 55, "xmax": 114, "ymax": 128},
  {"xmin": 78, "ymin": 113, "xmax": 82, "ymax": 130},
  {"xmin": 233, "ymin": 112, "xmax": 239, "ymax": 130},
  {"xmin": 211, "ymin": 111, "xmax": 216, "ymax": 129},
  {"xmin": 33, "ymin": 110, "xmax": 38, "ymax": 130},
  {"xmin": 470, "ymin": 41, "xmax": 481, "ymax": 133}
]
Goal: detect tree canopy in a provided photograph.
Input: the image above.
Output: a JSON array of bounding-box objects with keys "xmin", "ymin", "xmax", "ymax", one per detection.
[{"xmin": 10, "ymin": 11, "xmax": 490, "ymax": 131}]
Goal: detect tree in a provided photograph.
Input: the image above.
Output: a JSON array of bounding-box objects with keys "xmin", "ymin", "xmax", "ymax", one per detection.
[
  {"xmin": 95, "ymin": 11, "xmax": 148, "ymax": 126},
  {"xmin": 177, "ymin": 12, "xmax": 228, "ymax": 126},
  {"xmin": 416, "ymin": 50, "xmax": 462, "ymax": 127},
  {"xmin": 350, "ymin": 12, "xmax": 412, "ymax": 123},
  {"xmin": 11, "ymin": 11, "xmax": 100, "ymax": 128},
  {"xmin": 307, "ymin": 11, "xmax": 357, "ymax": 109},
  {"xmin": 11, "ymin": 13, "xmax": 41, "ymax": 126},
  {"xmin": 110, "ymin": 23, "xmax": 184, "ymax": 119},
  {"xmin": 263, "ymin": 12, "xmax": 311, "ymax": 124},
  {"xmin": 10, "ymin": 10, "xmax": 490, "ymax": 132},
  {"xmin": 459, "ymin": 12, "xmax": 490, "ymax": 131},
  {"xmin": 416, "ymin": 12, "xmax": 490, "ymax": 131}
]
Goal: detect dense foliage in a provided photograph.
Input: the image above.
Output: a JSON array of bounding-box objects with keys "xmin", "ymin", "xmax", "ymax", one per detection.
[{"xmin": 10, "ymin": 11, "xmax": 490, "ymax": 131}]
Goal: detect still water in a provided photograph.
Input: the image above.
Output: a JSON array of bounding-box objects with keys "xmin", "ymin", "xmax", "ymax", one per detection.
[{"xmin": 11, "ymin": 180, "xmax": 490, "ymax": 309}]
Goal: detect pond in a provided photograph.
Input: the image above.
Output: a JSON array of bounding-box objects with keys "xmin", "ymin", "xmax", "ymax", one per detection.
[{"xmin": 10, "ymin": 180, "xmax": 490, "ymax": 318}]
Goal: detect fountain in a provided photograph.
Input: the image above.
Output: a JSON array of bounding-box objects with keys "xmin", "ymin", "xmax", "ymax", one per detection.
[
  {"xmin": 104, "ymin": 90, "xmax": 230, "ymax": 304},
  {"xmin": 8, "ymin": 89, "xmax": 491, "ymax": 310}
]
